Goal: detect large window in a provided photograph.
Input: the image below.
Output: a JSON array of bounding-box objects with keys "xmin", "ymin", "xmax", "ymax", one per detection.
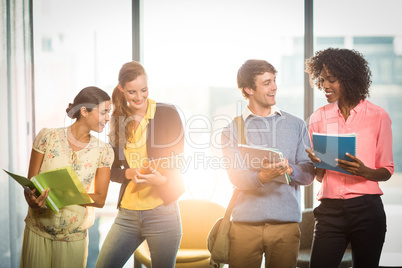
[
  {"xmin": 142, "ymin": 0, "xmax": 306, "ymax": 206},
  {"xmin": 33, "ymin": 0, "xmax": 131, "ymax": 133},
  {"xmin": 28, "ymin": 0, "xmax": 402, "ymax": 266},
  {"xmin": 33, "ymin": 0, "xmax": 132, "ymax": 206},
  {"xmin": 33, "ymin": 1, "xmax": 131, "ymax": 267}
]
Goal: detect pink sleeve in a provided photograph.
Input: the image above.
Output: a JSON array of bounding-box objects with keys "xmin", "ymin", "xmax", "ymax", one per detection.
[
  {"xmin": 375, "ymin": 110, "xmax": 394, "ymax": 175},
  {"xmin": 308, "ymin": 109, "xmax": 322, "ymax": 146}
]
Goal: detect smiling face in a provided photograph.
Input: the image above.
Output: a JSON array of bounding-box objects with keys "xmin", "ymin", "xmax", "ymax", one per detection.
[
  {"xmin": 246, "ymin": 72, "xmax": 277, "ymax": 115},
  {"xmin": 119, "ymin": 74, "xmax": 149, "ymax": 113},
  {"xmin": 85, "ymin": 100, "xmax": 112, "ymax": 133},
  {"xmin": 319, "ymin": 67, "xmax": 343, "ymax": 104}
]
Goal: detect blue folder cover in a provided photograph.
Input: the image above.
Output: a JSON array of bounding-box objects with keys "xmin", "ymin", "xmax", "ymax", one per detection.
[{"xmin": 312, "ymin": 133, "xmax": 356, "ymax": 175}]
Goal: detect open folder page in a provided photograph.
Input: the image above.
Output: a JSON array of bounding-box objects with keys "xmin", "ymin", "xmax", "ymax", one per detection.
[{"xmin": 4, "ymin": 166, "xmax": 93, "ymax": 213}]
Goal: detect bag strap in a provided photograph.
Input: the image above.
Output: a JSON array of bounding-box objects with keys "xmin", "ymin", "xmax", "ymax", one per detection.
[
  {"xmin": 223, "ymin": 115, "xmax": 245, "ymax": 218},
  {"xmin": 235, "ymin": 115, "xmax": 246, "ymax": 145},
  {"xmin": 224, "ymin": 188, "xmax": 239, "ymax": 218}
]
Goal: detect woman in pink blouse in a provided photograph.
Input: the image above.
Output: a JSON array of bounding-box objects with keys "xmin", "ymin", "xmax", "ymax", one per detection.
[{"xmin": 305, "ymin": 48, "xmax": 394, "ymax": 268}]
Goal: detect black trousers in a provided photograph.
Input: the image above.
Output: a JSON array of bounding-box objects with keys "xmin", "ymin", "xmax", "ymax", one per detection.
[{"xmin": 310, "ymin": 194, "xmax": 386, "ymax": 268}]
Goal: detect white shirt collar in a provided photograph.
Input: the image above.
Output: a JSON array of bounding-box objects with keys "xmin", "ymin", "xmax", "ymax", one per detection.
[{"xmin": 242, "ymin": 105, "xmax": 282, "ymax": 121}]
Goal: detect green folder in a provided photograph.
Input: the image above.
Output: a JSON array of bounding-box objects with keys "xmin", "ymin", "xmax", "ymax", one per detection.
[{"xmin": 4, "ymin": 166, "xmax": 93, "ymax": 213}]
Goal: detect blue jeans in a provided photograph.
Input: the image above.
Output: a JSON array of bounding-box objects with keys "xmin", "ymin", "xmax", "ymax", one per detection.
[{"xmin": 95, "ymin": 202, "xmax": 182, "ymax": 268}]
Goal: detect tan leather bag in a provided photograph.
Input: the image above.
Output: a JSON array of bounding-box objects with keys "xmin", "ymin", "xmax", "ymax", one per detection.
[{"xmin": 207, "ymin": 189, "xmax": 238, "ymax": 266}]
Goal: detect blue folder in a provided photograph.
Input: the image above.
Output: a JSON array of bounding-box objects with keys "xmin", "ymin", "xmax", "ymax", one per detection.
[{"xmin": 312, "ymin": 133, "xmax": 356, "ymax": 175}]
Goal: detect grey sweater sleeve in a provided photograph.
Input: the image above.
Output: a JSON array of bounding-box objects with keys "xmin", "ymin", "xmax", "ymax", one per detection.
[{"xmin": 288, "ymin": 119, "xmax": 315, "ymax": 186}]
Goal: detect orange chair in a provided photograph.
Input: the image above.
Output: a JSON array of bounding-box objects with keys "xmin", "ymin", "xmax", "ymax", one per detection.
[{"xmin": 134, "ymin": 199, "xmax": 226, "ymax": 268}]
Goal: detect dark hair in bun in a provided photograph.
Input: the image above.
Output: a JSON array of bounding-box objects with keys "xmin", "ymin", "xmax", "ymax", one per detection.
[{"xmin": 66, "ymin": 86, "xmax": 111, "ymax": 120}]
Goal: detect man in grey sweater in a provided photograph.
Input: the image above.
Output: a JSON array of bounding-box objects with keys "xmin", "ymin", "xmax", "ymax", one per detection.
[{"xmin": 221, "ymin": 59, "xmax": 314, "ymax": 268}]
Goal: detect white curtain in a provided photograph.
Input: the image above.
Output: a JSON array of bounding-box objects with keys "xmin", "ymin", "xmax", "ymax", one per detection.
[{"xmin": 0, "ymin": 0, "xmax": 34, "ymax": 267}]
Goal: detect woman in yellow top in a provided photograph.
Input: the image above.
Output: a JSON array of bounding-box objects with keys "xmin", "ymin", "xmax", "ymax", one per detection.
[{"xmin": 96, "ymin": 61, "xmax": 185, "ymax": 268}]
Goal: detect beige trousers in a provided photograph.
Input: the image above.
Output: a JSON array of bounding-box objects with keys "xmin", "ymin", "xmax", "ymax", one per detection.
[
  {"xmin": 229, "ymin": 222, "xmax": 300, "ymax": 268},
  {"xmin": 20, "ymin": 227, "xmax": 89, "ymax": 268}
]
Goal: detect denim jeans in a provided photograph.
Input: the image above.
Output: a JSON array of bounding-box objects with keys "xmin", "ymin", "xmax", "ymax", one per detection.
[{"xmin": 95, "ymin": 202, "xmax": 182, "ymax": 268}]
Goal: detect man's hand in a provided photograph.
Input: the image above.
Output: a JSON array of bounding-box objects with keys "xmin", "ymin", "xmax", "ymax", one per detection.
[{"xmin": 258, "ymin": 157, "xmax": 292, "ymax": 184}]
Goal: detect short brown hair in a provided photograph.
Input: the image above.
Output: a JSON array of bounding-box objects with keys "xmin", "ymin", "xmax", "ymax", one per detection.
[{"xmin": 237, "ymin": 59, "xmax": 277, "ymax": 99}]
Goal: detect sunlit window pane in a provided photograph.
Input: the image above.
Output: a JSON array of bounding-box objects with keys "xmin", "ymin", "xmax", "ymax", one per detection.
[
  {"xmin": 143, "ymin": 0, "xmax": 305, "ymax": 205},
  {"xmin": 33, "ymin": 1, "xmax": 131, "ymax": 266},
  {"xmin": 33, "ymin": 0, "xmax": 131, "ymax": 134}
]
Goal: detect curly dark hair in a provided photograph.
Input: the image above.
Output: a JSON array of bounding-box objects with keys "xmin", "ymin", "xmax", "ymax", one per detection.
[{"xmin": 305, "ymin": 48, "xmax": 372, "ymax": 105}]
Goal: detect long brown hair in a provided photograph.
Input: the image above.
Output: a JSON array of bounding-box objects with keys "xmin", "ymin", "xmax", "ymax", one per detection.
[{"xmin": 109, "ymin": 61, "xmax": 147, "ymax": 147}]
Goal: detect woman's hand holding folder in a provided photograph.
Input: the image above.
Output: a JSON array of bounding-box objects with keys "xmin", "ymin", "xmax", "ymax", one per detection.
[{"xmin": 24, "ymin": 188, "xmax": 49, "ymax": 209}]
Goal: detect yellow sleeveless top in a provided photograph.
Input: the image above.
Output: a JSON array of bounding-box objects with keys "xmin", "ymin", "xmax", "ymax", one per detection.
[{"xmin": 120, "ymin": 99, "xmax": 164, "ymax": 210}]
